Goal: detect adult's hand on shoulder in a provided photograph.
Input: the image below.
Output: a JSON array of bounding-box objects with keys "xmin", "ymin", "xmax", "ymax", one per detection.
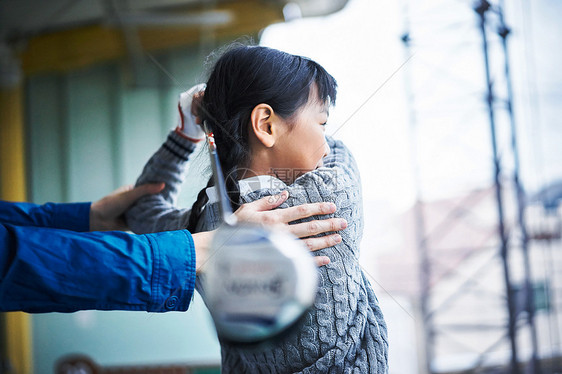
[{"xmin": 234, "ymin": 191, "xmax": 348, "ymax": 266}]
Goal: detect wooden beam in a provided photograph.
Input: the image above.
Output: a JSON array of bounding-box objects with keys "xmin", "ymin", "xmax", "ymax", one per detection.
[
  {"xmin": 2, "ymin": 314, "xmax": 32, "ymax": 374},
  {"xmin": 20, "ymin": 0, "xmax": 283, "ymax": 75},
  {"xmin": 0, "ymin": 82, "xmax": 33, "ymax": 374},
  {"xmin": 0, "ymin": 85, "xmax": 26, "ymax": 201}
]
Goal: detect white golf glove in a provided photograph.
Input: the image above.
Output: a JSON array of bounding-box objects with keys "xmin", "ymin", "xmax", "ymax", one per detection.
[{"xmin": 175, "ymin": 83, "xmax": 206, "ymax": 142}]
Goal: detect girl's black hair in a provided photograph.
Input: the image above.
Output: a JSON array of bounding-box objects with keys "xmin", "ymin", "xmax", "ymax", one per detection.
[{"xmin": 187, "ymin": 44, "xmax": 337, "ymax": 232}]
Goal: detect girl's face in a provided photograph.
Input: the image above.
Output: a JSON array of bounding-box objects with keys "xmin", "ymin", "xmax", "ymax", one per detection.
[{"xmin": 272, "ymin": 85, "xmax": 330, "ymax": 183}]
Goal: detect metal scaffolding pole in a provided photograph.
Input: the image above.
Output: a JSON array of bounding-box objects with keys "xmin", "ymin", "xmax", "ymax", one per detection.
[
  {"xmin": 496, "ymin": 1, "xmax": 541, "ymax": 372},
  {"xmin": 474, "ymin": 1, "xmax": 520, "ymax": 373}
]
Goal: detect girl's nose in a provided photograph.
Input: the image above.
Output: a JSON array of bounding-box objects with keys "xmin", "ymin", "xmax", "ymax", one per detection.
[{"xmin": 323, "ymin": 140, "xmax": 330, "ymax": 158}]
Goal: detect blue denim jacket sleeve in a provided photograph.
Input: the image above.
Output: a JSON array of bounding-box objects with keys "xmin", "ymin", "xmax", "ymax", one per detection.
[
  {"xmin": 0, "ymin": 202, "xmax": 196, "ymax": 313},
  {"xmin": 0, "ymin": 200, "xmax": 91, "ymax": 231}
]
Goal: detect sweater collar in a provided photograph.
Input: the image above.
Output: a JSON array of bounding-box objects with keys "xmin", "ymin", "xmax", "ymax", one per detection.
[{"xmin": 205, "ymin": 175, "xmax": 287, "ymax": 204}]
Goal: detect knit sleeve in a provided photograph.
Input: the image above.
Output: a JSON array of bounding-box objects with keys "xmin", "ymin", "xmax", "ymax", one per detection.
[{"xmin": 125, "ymin": 130, "xmax": 198, "ymax": 234}]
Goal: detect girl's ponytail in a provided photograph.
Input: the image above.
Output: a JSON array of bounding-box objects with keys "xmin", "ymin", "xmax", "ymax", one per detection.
[{"xmin": 186, "ymin": 178, "xmax": 213, "ymax": 232}]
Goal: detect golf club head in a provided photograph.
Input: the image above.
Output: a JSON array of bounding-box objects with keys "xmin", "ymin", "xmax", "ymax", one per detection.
[{"xmin": 203, "ymin": 223, "xmax": 318, "ymax": 343}]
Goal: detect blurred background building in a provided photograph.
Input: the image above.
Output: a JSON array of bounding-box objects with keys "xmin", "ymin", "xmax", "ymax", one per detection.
[{"xmin": 0, "ymin": 0, "xmax": 560, "ymax": 373}]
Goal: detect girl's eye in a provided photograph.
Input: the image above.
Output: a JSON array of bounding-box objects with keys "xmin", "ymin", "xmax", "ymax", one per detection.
[{"xmin": 320, "ymin": 122, "xmax": 327, "ymax": 127}]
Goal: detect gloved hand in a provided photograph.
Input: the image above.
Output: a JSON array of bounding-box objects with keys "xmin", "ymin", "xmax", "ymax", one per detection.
[{"xmin": 175, "ymin": 83, "xmax": 206, "ymax": 142}]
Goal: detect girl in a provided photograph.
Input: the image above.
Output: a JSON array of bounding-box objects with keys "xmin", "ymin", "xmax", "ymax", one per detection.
[{"xmin": 126, "ymin": 44, "xmax": 388, "ymax": 373}]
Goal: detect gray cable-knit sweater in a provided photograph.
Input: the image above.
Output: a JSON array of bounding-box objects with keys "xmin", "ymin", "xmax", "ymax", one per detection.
[{"xmin": 126, "ymin": 130, "xmax": 388, "ymax": 373}]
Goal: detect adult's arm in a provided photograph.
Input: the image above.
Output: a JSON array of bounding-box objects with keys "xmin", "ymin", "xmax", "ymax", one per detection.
[
  {"xmin": 0, "ymin": 223, "xmax": 196, "ymax": 313},
  {"xmin": 0, "ymin": 183, "xmax": 165, "ymax": 232},
  {"xmin": 0, "ymin": 200, "xmax": 91, "ymax": 231}
]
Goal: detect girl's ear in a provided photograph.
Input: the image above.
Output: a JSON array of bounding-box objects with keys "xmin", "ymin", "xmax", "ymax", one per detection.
[{"xmin": 250, "ymin": 103, "xmax": 281, "ymax": 148}]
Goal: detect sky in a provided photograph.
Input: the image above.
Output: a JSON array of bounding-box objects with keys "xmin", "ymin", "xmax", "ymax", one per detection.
[{"xmin": 260, "ymin": 0, "xmax": 562, "ymax": 214}]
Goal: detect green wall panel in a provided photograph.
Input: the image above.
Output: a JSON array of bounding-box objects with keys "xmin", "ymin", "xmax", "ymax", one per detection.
[
  {"xmin": 65, "ymin": 66, "xmax": 117, "ymax": 202},
  {"xmin": 118, "ymin": 84, "xmax": 164, "ymax": 186},
  {"xmin": 26, "ymin": 75, "xmax": 66, "ymax": 204}
]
